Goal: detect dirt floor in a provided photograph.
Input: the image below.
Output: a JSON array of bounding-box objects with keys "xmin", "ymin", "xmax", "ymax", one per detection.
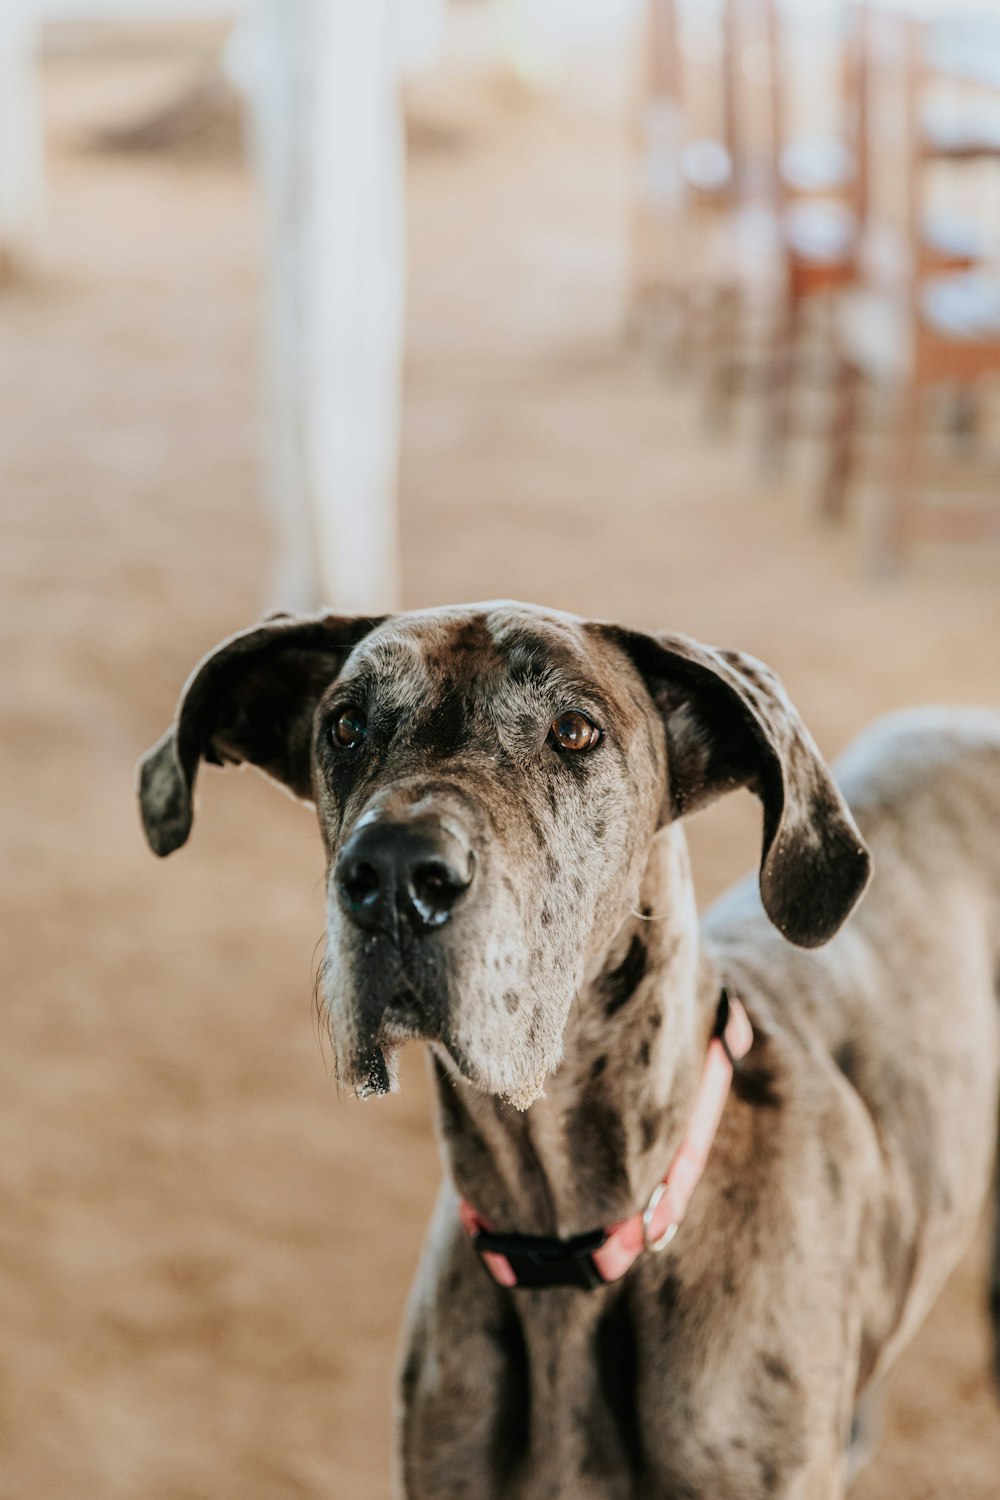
[{"xmin": 3, "ymin": 20, "xmax": 1000, "ymax": 1500}]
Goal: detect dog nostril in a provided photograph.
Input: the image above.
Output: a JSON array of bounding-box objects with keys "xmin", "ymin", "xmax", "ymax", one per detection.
[
  {"xmin": 340, "ymin": 860, "xmax": 381, "ymax": 910},
  {"xmin": 408, "ymin": 859, "xmax": 469, "ymax": 928}
]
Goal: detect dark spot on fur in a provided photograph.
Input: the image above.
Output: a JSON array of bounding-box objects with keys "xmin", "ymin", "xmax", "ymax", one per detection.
[
  {"xmin": 594, "ymin": 817, "xmax": 606, "ymax": 841},
  {"xmin": 400, "ymin": 1339, "xmax": 422, "ymax": 1407},
  {"xmin": 502, "ymin": 631, "xmax": 553, "ymax": 684},
  {"xmin": 503, "ymin": 990, "xmax": 520, "ymax": 1014},
  {"xmin": 637, "ymin": 1038, "xmax": 651, "ymax": 1068},
  {"xmin": 602, "ymin": 933, "xmax": 647, "ymax": 1017},
  {"xmin": 857, "ymin": 1329, "xmax": 881, "ymax": 1387},
  {"xmin": 640, "ymin": 1111, "xmax": 659, "ymax": 1151},
  {"xmin": 431, "ymin": 1055, "xmax": 465, "ymax": 1136},
  {"xmin": 488, "ymin": 1299, "xmax": 530, "ymax": 1478},
  {"xmin": 448, "ymin": 617, "xmax": 495, "ymax": 658},
  {"xmin": 569, "ymin": 1095, "xmax": 628, "ymax": 1207},
  {"xmin": 731, "ymin": 1056, "xmax": 782, "ymax": 1110},
  {"xmin": 590, "ymin": 1053, "xmax": 608, "ymax": 1079},
  {"xmin": 411, "ymin": 678, "xmax": 468, "ymax": 758},
  {"xmin": 759, "ymin": 1457, "xmax": 780, "ymax": 1491},
  {"xmin": 833, "ymin": 1038, "xmax": 858, "ymax": 1085},
  {"xmin": 429, "ymin": 1055, "xmax": 498, "ymax": 1188},
  {"xmin": 545, "ymin": 853, "xmax": 559, "ymax": 880},
  {"xmin": 585, "ymin": 1291, "xmax": 643, "ymax": 1477},
  {"xmin": 761, "ymin": 1354, "xmax": 794, "ymax": 1386},
  {"xmin": 824, "ymin": 1153, "xmax": 843, "ymax": 1199},
  {"xmin": 659, "ymin": 1273, "xmax": 682, "ymax": 1321},
  {"xmin": 540, "ymin": 905, "xmax": 553, "ymax": 927},
  {"xmin": 444, "ymin": 1265, "xmax": 463, "ymax": 1297}
]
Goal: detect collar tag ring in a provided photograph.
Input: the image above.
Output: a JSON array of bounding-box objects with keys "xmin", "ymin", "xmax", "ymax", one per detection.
[{"xmin": 642, "ymin": 1183, "xmax": 679, "ymax": 1253}]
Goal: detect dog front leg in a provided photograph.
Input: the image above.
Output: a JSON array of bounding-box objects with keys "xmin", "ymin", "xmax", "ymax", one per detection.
[{"xmin": 396, "ymin": 1197, "xmax": 527, "ymax": 1500}]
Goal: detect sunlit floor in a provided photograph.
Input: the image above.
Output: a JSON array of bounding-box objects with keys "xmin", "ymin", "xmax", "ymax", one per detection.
[{"xmin": 2, "ymin": 21, "xmax": 1000, "ymax": 1500}]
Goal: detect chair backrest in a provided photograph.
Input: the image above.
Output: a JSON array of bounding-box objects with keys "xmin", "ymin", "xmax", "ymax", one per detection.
[
  {"xmin": 854, "ymin": 6, "xmax": 923, "ymax": 308},
  {"xmin": 643, "ymin": 0, "xmax": 681, "ymax": 105},
  {"xmin": 634, "ymin": 0, "xmax": 746, "ymax": 199},
  {"xmin": 736, "ymin": 0, "xmax": 860, "ymax": 209}
]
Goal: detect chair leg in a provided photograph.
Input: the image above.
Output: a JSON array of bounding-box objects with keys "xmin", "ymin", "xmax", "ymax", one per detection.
[
  {"xmin": 762, "ymin": 278, "xmax": 800, "ymax": 476},
  {"xmin": 821, "ymin": 358, "xmax": 861, "ymax": 522},
  {"xmin": 705, "ymin": 283, "xmax": 740, "ymax": 430},
  {"xmin": 671, "ymin": 210, "xmax": 708, "ymax": 372},
  {"xmin": 871, "ymin": 376, "xmax": 922, "ymax": 576},
  {"xmin": 947, "ymin": 383, "xmax": 980, "ymax": 457},
  {"xmin": 626, "ymin": 206, "xmax": 675, "ymax": 350},
  {"xmin": 625, "ymin": 196, "xmax": 654, "ymax": 342}
]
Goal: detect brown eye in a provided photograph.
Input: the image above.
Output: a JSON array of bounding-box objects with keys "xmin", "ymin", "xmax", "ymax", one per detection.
[
  {"xmin": 550, "ymin": 710, "xmax": 601, "ymax": 753},
  {"xmin": 331, "ymin": 705, "xmax": 368, "ymax": 750}
]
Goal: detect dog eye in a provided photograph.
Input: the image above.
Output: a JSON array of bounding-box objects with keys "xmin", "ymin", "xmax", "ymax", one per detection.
[
  {"xmin": 549, "ymin": 710, "xmax": 601, "ymax": 753},
  {"xmin": 331, "ymin": 705, "xmax": 368, "ymax": 750}
]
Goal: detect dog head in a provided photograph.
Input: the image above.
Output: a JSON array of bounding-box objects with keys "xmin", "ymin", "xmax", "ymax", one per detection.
[{"xmin": 139, "ymin": 602, "xmax": 870, "ymax": 1105}]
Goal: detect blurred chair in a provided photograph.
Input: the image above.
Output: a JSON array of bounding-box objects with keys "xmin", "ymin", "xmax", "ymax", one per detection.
[
  {"xmin": 757, "ymin": 0, "xmax": 982, "ymax": 472},
  {"xmin": 630, "ymin": 0, "xmax": 856, "ymax": 395},
  {"xmin": 821, "ymin": 7, "xmax": 1000, "ymax": 572},
  {"xmin": 701, "ymin": 0, "xmax": 880, "ymax": 430},
  {"xmin": 628, "ymin": 0, "xmax": 741, "ymax": 362}
]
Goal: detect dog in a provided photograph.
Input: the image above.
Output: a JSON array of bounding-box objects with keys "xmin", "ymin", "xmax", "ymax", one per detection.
[{"xmin": 138, "ymin": 600, "xmax": 1000, "ymax": 1499}]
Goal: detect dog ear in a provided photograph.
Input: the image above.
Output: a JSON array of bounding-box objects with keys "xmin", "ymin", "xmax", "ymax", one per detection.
[
  {"xmin": 137, "ymin": 611, "xmax": 386, "ymax": 857},
  {"xmin": 602, "ymin": 626, "xmax": 871, "ymax": 948}
]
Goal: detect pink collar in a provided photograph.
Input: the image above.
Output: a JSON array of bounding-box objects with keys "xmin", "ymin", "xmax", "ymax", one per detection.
[{"xmin": 458, "ymin": 991, "xmax": 754, "ymax": 1290}]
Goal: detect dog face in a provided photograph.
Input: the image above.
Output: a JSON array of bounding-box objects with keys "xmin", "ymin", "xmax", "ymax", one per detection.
[
  {"xmin": 138, "ymin": 602, "xmax": 870, "ymax": 1106},
  {"xmin": 309, "ymin": 605, "xmax": 670, "ymax": 1107}
]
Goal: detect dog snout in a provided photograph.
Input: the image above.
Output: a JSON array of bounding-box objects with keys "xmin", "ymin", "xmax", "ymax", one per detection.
[{"xmin": 336, "ymin": 816, "xmax": 474, "ymax": 936}]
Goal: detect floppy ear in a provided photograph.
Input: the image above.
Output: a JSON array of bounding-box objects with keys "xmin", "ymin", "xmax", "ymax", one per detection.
[
  {"xmin": 602, "ymin": 626, "xmax": 871, "ymax": 948},
  {"xmin": 137, "ymin": 611, "xmax": 386, "ymax": 857}
]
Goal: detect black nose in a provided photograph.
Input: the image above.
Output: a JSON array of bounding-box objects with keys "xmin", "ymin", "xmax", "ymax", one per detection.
[{"xmin": 336, "ymin": 818, "xmax": 473, "ymax": 936}]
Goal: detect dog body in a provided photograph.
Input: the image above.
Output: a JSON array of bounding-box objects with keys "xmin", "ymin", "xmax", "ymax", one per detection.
[
  {"xmin": 402, "ymin": 712, "xmax": 1000, "ymax": 1500},
  {"xmin": 139, "ymin": 604, "xmax": 1000, "ymax": 1499}
]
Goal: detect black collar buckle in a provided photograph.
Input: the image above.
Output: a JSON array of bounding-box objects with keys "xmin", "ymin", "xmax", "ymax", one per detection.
[{"xmin": 472, "ymin": 1224, "xmax": 609, "ymax": 1290}]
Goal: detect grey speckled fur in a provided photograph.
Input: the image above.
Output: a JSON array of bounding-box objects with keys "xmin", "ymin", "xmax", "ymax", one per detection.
[{"xmin": 139, "ymin": 603, "xmax": 1000, "ymax": 1499}]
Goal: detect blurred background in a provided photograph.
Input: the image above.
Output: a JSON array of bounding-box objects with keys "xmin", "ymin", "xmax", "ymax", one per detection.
[{"xmin": 3, "ymin": 0, "xmax": 1000, "ymax": 1496}]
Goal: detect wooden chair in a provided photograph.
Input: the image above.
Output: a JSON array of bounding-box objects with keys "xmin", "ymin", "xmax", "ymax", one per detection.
[
  {"xmin": 630, "ymin": 0, "xmax": 859, "ymax": 397},
  {"xmin": 821, "ymin": 8, "xmax": 1000, "ymax": 572},
  {"xmin": 628, "ymin": 0, "xmax": 742, "ymax": 358},
  {"xmin": 758, "ymin": 0, "xmax": 982, "ymax": 471}
]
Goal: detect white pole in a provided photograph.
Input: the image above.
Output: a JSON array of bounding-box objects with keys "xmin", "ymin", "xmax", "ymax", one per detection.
[
  {"xmin": 0, "ymin": 2, "xmax": 44, "ymax": 280},
  {"xmin": 240, "ymin": 0, "xmax": 411, "ymax": 615}
]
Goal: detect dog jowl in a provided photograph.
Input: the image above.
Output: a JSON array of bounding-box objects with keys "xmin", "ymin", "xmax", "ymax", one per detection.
[{"xmin": 137, "ymin": 601, "xmax": 869, "ymax": 1110}]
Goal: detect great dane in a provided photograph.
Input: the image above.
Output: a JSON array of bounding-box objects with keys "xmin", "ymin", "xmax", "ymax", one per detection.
[{"xmin": 138, "ymin": 600, "xmax": 1000, "ymax": 1499}]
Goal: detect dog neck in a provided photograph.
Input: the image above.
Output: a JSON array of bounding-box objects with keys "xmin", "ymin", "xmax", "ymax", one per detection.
[{"xmin": 430, "ymin": 824, "xmax": 722, "ymax": 1237}]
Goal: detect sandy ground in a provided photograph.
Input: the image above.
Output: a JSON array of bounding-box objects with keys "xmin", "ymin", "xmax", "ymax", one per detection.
[{"xmin": 2, "ymin": 23, "xmax": 1000, "ymax": 1500}]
